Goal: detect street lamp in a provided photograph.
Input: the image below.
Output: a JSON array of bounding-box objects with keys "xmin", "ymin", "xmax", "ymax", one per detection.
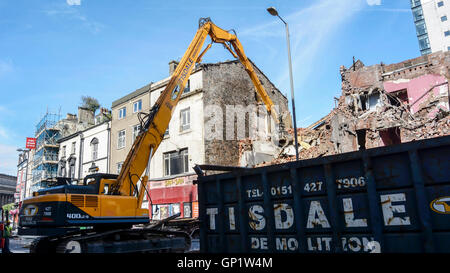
[{"xmin": 267, "ymin": 7, "xmax": 299, "ymax": 161}]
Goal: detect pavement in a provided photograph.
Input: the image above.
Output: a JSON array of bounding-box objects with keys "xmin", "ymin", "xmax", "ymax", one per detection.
[{"xmin": 0, "ymin": 235, "xmax": 37, "ymax": 254}]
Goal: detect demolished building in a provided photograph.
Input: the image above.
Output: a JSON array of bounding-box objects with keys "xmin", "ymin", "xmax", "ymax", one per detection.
[{"xmin": 241, "ymin": 51, "xmax": 450, "ymax": 166}]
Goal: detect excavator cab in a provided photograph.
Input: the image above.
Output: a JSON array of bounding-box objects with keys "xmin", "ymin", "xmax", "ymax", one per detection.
[
  {"xmin": 18, "ymin": 172, "xmax": 149, "ymax": 236},
  {"xmin": 30, "ymin": 173, "xmax": 118, "ymax": 196}
]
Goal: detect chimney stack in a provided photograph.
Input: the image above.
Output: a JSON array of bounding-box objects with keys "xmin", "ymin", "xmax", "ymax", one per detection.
[
  {"xmin": 169, "ymin": 60, "xmax": 179, "ymax": 75},
  {"xmin": 78, "ymin": 107, "xmax": 95, "ymax": 125},
  {"xmin": 66, "ymin": 113, "xmax": 77, "ymax": 120}
]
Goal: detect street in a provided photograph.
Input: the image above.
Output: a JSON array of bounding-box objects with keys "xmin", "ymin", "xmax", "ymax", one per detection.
[
  {"xmin": 0, "ymin": 236, "xmax": 37, "ymax": 253},
  {"xmin": 1, "ymin": 236, "xmax": 199, "ymax": 253}
]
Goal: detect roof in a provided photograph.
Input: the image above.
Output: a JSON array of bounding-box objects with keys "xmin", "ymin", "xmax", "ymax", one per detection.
[
  {"xmin": 112, "ymin": 83, "xmax": 153, "ymax": 109},
  {"xmin": 110, "ymin": 65, "xmax": 203, "ymax": 109},
  {"xmin": 0, "ymin": 174, "xmax": 17, "ymax": 187},
  {"xmin": 201, "ymin": 59, "xmax": 287, "ymax": 100},
  {"xmin": 307, "ymin": 112, "xmax": 333, "ymax": 130},
  {"xmin": 57, "ymin": 120, "xmax": 110, "ymax": 144},
  {"xmin": 111, "ymin": 59, "xmax": 286, "ymax": 109}
]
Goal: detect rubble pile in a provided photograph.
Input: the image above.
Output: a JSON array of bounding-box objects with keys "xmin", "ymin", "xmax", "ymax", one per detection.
[
  {"xmin": 239, "ymin": 51, "xmax": 450, "ymax": 168},
  {"xmin": 239, "ymin": 125, "xmax": 337, "ymax": 167}
]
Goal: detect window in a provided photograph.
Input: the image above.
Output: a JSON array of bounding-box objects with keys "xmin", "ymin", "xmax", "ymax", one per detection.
[
  {"xmin": 180, "ymin": 108, "xmax": 190, "ymax": 132},
  {"xmin": 91, "ymin": 138, "xmax": 99, "ymax": 161},
  {"xmin": 380, "ymin": 127, "xmax": 401, "ymax": 146},
  {"xmin": 133, "ymin": 100, "xmax": 142, "ymax": 113},
  {"xmin": 421, "ymin": 48, "xmax": 432, "ymax": 55},
  {"xmin": 412, "ymin": 7, "xmax": 423, "ymax": 22},
  {"xmin": 441, "ymin": 15, "xmax": 448, "ymax": 22},
  {"xmin": 68, "ymin": 157, "xmax": 76, "ymax": 179},
  {"xmin": 71, "ymin": 142, "xmax": 76, "ymax": 155},
  {"xmin": 163, "ymin": 149, "xmax": 189, "ymax": 176},
  {"xmin": 183, "ymin": 202, "xmax": 192, "ymax": 218},
  {"xmin": 415, "ymin": 21, "xmax": 427, "ymax": 36},
  {"xmin": 117, "ymin": 162, "xmax": 123, "ymax": 174},
  {"xmin": 118, "ymin": 130, "xmax": 126, "ymax": 149},
  {"xmin": 69, "ymin": 162, "xmax": 76, "ymax": 179},
  {"xmin": 132, "ymin": 124, "xmax": 141, "ymax": 142},
  {"xmin": 418, "ymin": 36, "xmax": 430, "ymax": 50},
  {"xmin": 183, "ymin": 80, "xmax": 190, "ymax": 94},
  {"xmin": 438, "ymin": 1, "xmax": 444, "ymax": 7},
  {"xmin": 152, "ymin": 205, "xmax": 161, "ymax": 220},
  {"xmin": 410, "ymin": 0, "xmax": 421, "ymax": 8},
  {"xmin": 388, "ymin": 89, "xmax": 409, "ymax": 109},
  {"xmin": 356, "ymin": 130, "xmax": 366, "ymax": 151},
  {"xmin": 118, "ymin": 107, "xmax": 126, "ymax": 119},
  {"xmin": 164, "ymin": 125, "xmax": 169, "ymax": 137},
  {"xmin": 445, "ymin": 30, "xmax": 450, "ymax": 36},
  {"xmin": 367, "ymin": 92, "xmax": 382, "ymax": 111},
  {"xmin": 61, "ymin": 145, "xmax": 66, "ymax": 158},
  {"xmin": 152, "ymin": 204, "xmax": 180, "ymax": 219},
  {"xmin": 102, "ymin": 183, "xmax": 110, "ymax": 194}
]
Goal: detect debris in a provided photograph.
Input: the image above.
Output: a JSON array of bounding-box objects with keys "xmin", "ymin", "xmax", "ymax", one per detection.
[{"xmin": 239, "ymin": 51, "xmax": 450, "ymax": 167}]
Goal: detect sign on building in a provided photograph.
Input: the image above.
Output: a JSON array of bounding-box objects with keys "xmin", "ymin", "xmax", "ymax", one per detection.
[{"xmin": 26, "ymin": 137, "xmax": 37, "ymax": 149}]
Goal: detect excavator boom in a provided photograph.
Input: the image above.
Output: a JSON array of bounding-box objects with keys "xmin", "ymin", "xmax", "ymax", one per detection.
[
  {"xmin": 112, "ymin": 18, "xmax": 278, "ymax": 199},
  {"xmin": 18, "ymin": 18, "xmax": 280, "ymax": 253}
]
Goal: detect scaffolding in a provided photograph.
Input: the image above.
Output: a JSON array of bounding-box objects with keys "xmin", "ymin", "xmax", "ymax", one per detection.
[
  {"xmin": 31, "ymin": 109, "xmax": 62, "ymax": 192},
  {"xmin": 35, "ymin": 110, "xmax": 61, "ymax": 136}
]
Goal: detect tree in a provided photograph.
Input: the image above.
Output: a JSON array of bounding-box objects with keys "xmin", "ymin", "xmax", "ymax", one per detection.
[{"xmin": 80, "ymin": 96, "xmax": 100, "ymax": 114}]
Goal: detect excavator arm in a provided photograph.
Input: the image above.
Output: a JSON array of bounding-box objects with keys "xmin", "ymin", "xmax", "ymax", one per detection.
[{"xmin": 111, "ymin": 18, "xmax": 279, "ymax": 200}]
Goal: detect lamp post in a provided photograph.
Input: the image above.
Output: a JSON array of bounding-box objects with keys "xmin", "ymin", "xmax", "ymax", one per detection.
[{"xmin": 267, "ymin": 7, "xmax": 299, "ymax": 161}]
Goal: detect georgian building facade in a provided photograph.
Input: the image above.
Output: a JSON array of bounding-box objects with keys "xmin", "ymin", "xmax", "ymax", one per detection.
[{"xmin": 57, "ymin": 120, "xmax": 111, "ymax": 182}]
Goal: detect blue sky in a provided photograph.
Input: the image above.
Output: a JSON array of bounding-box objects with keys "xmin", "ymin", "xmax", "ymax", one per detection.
[{"xmin": 0, "ymin": 0, "xmax": 419, "ymax": 175}]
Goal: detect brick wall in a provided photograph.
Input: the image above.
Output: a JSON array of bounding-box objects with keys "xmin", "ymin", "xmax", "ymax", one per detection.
[{"xmin": 201, "ymin": 60, "xmax": 291, "ymax": 166}]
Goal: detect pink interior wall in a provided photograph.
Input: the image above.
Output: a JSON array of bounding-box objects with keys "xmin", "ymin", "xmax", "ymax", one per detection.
[{"xmin": 383, "ymin": 74, "xmax": 448, "ymax": 115}]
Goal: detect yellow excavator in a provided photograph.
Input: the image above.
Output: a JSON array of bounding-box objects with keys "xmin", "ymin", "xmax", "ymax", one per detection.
[{"xmin": 18, "ymin": 18, "xmax": 279, "ymax": 253}]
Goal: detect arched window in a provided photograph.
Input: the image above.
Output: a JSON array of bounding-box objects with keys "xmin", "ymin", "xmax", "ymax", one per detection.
[{"xmin": 91, "ymin": 138, "xmax": 99, "ymax": 161}]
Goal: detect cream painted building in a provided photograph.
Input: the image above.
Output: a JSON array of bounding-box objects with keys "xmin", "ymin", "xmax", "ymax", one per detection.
[{"xmin": 110, "ymin": 63, "xmax": 205, "ymax": 179}]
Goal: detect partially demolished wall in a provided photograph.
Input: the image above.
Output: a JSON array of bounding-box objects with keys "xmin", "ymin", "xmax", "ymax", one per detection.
[
  {"xmin": 202, "ymin": 60, "xmax": 292, "ymax": 167},
  {"xmin": 241, "ymin": 51, "xmax": 450, "ymax": 167}
]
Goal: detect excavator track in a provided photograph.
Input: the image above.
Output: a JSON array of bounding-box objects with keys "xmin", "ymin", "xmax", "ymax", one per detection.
[{"xmin": 30, "ymin": 227, "xmax": 191, "ymax": 253}]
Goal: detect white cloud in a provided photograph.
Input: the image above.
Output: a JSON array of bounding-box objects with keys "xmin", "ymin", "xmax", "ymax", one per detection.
[
  {"xmin": 0, "ymin": 60, "xmax": 13, "ymax": 77},
  {"xmin": 240, "ymin": 0, "xmax": 365, "ymax": 95},
  {"xmin": 67, "ymin": 0, "xmax": 81, "ymax": 6},
  {"xmin": 0, "ymin": 126, "xmax": 8, "ymax": 139},
  {"xmin": 43, "ymin": 2, "xmax": 104, "ymax": 34},
  {"xmin": 367, "ymin": 0, "xmax": 382, "ymax": 6},
  {"xmin": 0, "ymin": 123, "xmax": 21, "ymax": 175}
]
